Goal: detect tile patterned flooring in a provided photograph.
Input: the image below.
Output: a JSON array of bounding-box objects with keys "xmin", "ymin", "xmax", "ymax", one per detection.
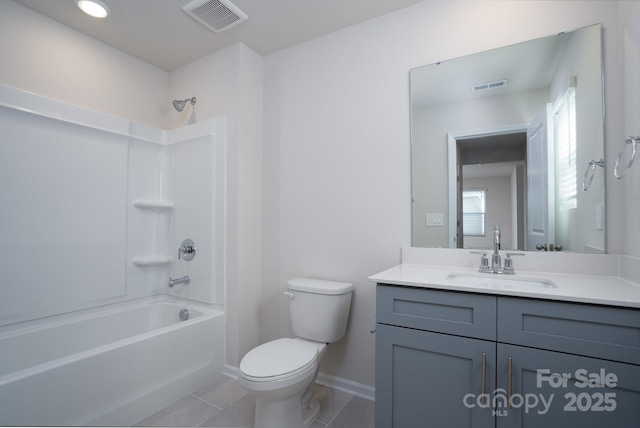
[{"xmin": 134, "ymin": 375, "xmax": 375, "ymax": 428}]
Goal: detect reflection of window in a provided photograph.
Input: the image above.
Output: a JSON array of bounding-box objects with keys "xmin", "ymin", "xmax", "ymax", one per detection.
[
  {"xmin": 554, "ymin": 84, "xmax": 577, "ymax": 209},
  {"xmin": 463, "ymin": 189, "xmax": 486, "ymax": 236}
]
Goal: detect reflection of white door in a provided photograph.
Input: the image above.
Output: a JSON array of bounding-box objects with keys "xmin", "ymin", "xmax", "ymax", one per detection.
[
  {"xmin": 526, "ymin": 104, "xmax": 554, "ymax": 250},
  {"xmin": 456, "ymin": 142, "xmax": 463, "ymax": 248}
]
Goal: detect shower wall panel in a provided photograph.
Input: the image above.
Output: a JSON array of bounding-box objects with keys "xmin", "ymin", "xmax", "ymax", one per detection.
[
  {"xmin": 126, "ymin": 137, "xmax": 173, "ymax": 298},
  {"xmin": 0, "ymin": 84, "xmax": 226, "ymax": 326},
  {"xmin": 169, "ymin": 120, "xmax": 226, "ymax": 305},
  {"xmin": 0, "ymin": 105, "xmax": 128, "ymax": 323}
]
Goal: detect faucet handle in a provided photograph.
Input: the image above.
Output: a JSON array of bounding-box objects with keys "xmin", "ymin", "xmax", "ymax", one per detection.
[
  {"xmin": 178, "ymin": 238, "xmax": 196, "ymax": 261},
  {"xmin": 470, "ymin": 251, "xmax": 490, "ymax": 272},
  {"xmin": 480, "ymin": 253, "xmax": 489, "ymax": 270},
  {"xmin": 503, "ymin": 252, "xmax": 524, "ymax": 273},
  {"xmin": 506, "ymin": 252, "xmax": 525, "ymax": 257}
]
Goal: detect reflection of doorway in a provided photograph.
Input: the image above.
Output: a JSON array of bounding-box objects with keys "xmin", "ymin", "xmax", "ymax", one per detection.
[
  {"xmin": 463, "ymin": 161, "xmax": 525, "ymax": 250},
  {"xmin": 447, "ymin": 125, "xmax": 527, "ymax": 250}
]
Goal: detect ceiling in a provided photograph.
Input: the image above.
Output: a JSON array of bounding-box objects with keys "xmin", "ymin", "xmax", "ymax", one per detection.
[
  {"xmin": 13, "ymin": 0, "xmax": 425, "ymax": 71},
  {"xmin": 410, "ymin": 30, "xmax": 570, "ymax": 108}
]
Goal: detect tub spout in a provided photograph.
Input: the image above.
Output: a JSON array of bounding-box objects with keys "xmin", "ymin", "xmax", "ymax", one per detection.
[{"xmin": 168, "ymin": 275, "xmax": 190, "ymax": 287}]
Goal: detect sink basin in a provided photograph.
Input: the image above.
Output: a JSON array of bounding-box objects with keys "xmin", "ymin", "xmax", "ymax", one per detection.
[{"xmin": 446, "ymin": 273, "xmax": 556, "ymax": 289}]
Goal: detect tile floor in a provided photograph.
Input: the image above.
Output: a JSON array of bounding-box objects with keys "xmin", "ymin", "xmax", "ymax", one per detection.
[{"xmin": 134, "ymin": 375, "xmax": 375, "ymax": 428}]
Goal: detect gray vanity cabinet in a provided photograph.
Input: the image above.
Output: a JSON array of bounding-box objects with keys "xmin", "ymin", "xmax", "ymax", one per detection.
[
  {"xmin": 375, "ymin": 284, "xmax": 640, "ymax": 428},
  {"xmin": 495, "ymin": 343, "xmax": 640, "ymax": 427},
  {"xmin": 376, "ymin": 324, "xmax": 496, "ymax": 428},
  {"xmin": 375, "ymin": 285, "xmax": 497, "ymax": 428}
]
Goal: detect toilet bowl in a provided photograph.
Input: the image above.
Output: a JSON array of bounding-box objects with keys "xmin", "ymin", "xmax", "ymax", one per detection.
[
  {"xmin": 239, "ymin": 338, "xmax": 327, "ymax": 428},
  {"xmin": 239, "ymin": 278, "xmax": 353, "ymax": 428}
]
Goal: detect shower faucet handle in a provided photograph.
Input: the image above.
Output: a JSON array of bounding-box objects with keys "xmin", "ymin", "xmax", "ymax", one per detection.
[{"xmin": 178, "ymin": 238, "xmax": 196, "ymax": 261}]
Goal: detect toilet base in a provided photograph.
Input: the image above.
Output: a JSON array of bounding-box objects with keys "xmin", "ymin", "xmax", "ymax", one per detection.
[
  {"xmin": 302, "ymin": 398, "xmax": 320, "ymax": 427},
  {"xmin": 255, "ymin": 394, "xmax": 303, "ymax": 428},
  {"xmin": 254, "ymin": 394, "xmax": 320, "ymax": 428}
]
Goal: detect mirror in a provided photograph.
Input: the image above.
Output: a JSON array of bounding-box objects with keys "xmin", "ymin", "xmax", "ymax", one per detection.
[{"xmin": 410, "ymin": 24, "xmax": 605, "ymax": 253}]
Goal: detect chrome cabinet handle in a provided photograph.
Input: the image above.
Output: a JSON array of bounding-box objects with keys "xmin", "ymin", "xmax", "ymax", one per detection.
[
  {"xmin": 481, "ymin": 352, "xmax": 487, "ymax": 404},
  {"xmin": 507, "ymin": 357, "xmax": 513, "ymax": 408}
]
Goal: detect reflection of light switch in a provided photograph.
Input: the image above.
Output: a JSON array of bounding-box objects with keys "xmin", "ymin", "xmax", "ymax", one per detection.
[{"xmin": 426, "ymin": 213, "xmax": 444, "ymax": 227}]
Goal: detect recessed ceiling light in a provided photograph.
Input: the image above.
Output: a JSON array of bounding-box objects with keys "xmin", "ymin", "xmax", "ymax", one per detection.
[{"xmin": 75, "ymin": 0, "xmax": 111, "ymax": 18}]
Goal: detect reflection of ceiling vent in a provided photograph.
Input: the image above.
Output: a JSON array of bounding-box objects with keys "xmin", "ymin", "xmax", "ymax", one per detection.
[
  {"xmin": 183, "ymin": 0, "xmax": 248, "ymax": 33},
  {"xmin": 471, "ymin": 79, "xmax": 508, "ymax": 92}
]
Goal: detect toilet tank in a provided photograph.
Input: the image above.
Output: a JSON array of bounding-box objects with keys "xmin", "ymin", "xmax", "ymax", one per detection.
[{"xmin": 286, "ymin": 278, "xmax": 354, "ymax": 343}]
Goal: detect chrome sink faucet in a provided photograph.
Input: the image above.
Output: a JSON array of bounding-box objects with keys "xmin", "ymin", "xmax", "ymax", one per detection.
[
  {"xmin": 471, "ymin": 225, "xmax": 524, "ymax": 274},
  {"xmin": 492, "ymin": 225, "xmax": 501, "ymax": 271}
]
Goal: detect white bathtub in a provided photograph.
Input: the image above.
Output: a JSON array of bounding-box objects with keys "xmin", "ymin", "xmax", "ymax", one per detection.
[{"xmin": 0, "ymin": 295, "xmax": 224, "ymax": 426}]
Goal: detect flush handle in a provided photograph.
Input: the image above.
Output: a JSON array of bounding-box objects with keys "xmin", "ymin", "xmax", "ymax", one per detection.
[{"xmin": 283, "ymin": 291, "xmax": 294, "ymax": 300}]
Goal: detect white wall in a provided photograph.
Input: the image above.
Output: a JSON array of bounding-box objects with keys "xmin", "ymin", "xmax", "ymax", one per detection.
[
  {"xmin": 169, "ymin": 43, "xmax": 264, "ymax": 366},
  {"xmin": 0, "ymin": 1, "xmax": 169, "ymax": 128},
  {"xmin": 620, "ymin": 1, "xmax": 640, "ymax": 257},
  {"xmin": 261, "ymin": 0, "xmax": 626, "ymax": 388}
]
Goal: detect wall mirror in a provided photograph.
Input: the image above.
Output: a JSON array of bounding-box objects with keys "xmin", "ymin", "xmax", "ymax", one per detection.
[{"xmin": 410, "ymin": 24, "xmax": 605, "ymax": 253}]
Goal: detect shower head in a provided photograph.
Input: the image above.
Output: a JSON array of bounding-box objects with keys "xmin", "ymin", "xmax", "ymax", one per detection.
[{"xmin": 172, "ymin": 97, "xmax": 197, "ymax": 112}]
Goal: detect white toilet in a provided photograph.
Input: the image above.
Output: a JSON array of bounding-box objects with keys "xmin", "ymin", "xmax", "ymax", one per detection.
[{"xmin": 238, "ymin": 278, "xmax": 354, "ymax": 428}]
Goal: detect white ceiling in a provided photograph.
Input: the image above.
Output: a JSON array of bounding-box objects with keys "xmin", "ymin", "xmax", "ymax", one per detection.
[
  {"xmin": 410, "ymin": 30, "xmax": 570, "ymax": 108},
  {"xmin": 13, "ymin": 0, "xmax": 425, "ymax": 71}
]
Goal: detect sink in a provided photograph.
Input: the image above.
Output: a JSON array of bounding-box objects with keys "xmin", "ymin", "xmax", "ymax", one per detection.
[{"xmin": 446, "ymin": 273, "xmax": 556, "ymax": 289}]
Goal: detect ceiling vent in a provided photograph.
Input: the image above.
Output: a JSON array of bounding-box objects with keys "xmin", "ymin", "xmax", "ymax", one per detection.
[
  {"xmin": 471, "ymin": 79, "xmax": 508, "ymax": 92},
  {"xmin": 183, "ymin": 0, "xmax": 248, "ymax": 33}
]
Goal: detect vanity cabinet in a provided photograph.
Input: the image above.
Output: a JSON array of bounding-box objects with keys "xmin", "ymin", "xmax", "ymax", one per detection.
[{"xmin": 375, "ymin": 284, "xmax": 640, "ymax": 428}]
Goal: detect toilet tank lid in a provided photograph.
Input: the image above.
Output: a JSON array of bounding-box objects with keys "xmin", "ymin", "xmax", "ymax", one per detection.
[{"xmin": 287, "ymin": 278, "xmax": 354, "ymax": 295}]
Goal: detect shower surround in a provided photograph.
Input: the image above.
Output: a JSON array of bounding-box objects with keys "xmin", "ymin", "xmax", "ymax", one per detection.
[{"xmin": 0, "ymin": 84, "xmax": 226, "ymax": 426}]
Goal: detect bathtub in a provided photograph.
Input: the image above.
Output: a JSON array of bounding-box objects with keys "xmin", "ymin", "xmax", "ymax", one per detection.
[{"xmin": 0, "ymin": 295, "xmax": 224, "ymax": 426}]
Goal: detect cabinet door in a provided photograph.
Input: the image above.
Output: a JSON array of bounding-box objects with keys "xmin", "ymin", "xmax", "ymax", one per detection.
[
  {"xmin": 496, "ymin": 344, "xmax": 640, "ymax": 428},
  {"xmin": 376, "ymin": 323, "xmax": 496, "ymax": 428}
]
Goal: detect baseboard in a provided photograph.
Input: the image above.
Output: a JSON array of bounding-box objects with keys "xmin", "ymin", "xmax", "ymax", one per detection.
[
  {"xmin": 224, "ymin": 363, "xmax": 239, "ymax": 380},
  {"xmin": 315, "ymin": 372, "xmax": 375, "ymax": 402},
  {"xmin": 224, "ymin": 364, "xmax": 375, "ymax": 402}
]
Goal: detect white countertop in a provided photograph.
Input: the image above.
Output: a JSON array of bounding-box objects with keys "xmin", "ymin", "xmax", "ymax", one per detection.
[{"xmin": 369, "ymin": 263, "xmax": 640, "ymax": 309}]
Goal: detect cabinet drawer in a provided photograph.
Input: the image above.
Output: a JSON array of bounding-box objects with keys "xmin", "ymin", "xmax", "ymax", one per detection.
[
  {"xmin": 498, "ymin": 297, "xmax": 640, "ymax": 365},
  {"xmin": 376, "ymin": 285, "xmax": 497, "ymax": 340}
]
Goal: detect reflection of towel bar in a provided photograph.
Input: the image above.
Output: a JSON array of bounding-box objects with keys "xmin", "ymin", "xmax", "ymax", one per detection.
[
  {"xmin": 582, "ymin": 157, "xmax": 605, "ymax": 191},
  {"xmin": 614, "ymin": 136, "xmax": 639, "ymax": 179}
]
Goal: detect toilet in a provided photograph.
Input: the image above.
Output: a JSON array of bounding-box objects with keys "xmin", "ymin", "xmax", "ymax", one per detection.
[{"xmin": 238, "ymin": 278, "xmax": 354, "ymax": 428}]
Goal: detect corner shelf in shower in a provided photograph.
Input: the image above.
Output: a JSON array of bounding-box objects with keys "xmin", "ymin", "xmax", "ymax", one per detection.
[
  {"xmin": 131, "ymin": 200, "xmax": 174, "ymax": 267},
  {"xmin": 132, "ymin": 199, "xmax": 175, "ymax": 210},
  {"xmin": 132, "ymin": 255, "xmax": 173, "ymax": 267}
]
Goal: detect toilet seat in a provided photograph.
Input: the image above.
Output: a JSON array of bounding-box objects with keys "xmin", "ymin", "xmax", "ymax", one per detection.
[{"xmin": 239, "ymin": 338, "xmax": 318, "ymax": 383}]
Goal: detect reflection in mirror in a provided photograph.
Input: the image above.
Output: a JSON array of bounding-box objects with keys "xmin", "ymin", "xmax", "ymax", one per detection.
[{"xmin": 410, "ymin": 24, "xmax": 605, "ymax": 253}]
